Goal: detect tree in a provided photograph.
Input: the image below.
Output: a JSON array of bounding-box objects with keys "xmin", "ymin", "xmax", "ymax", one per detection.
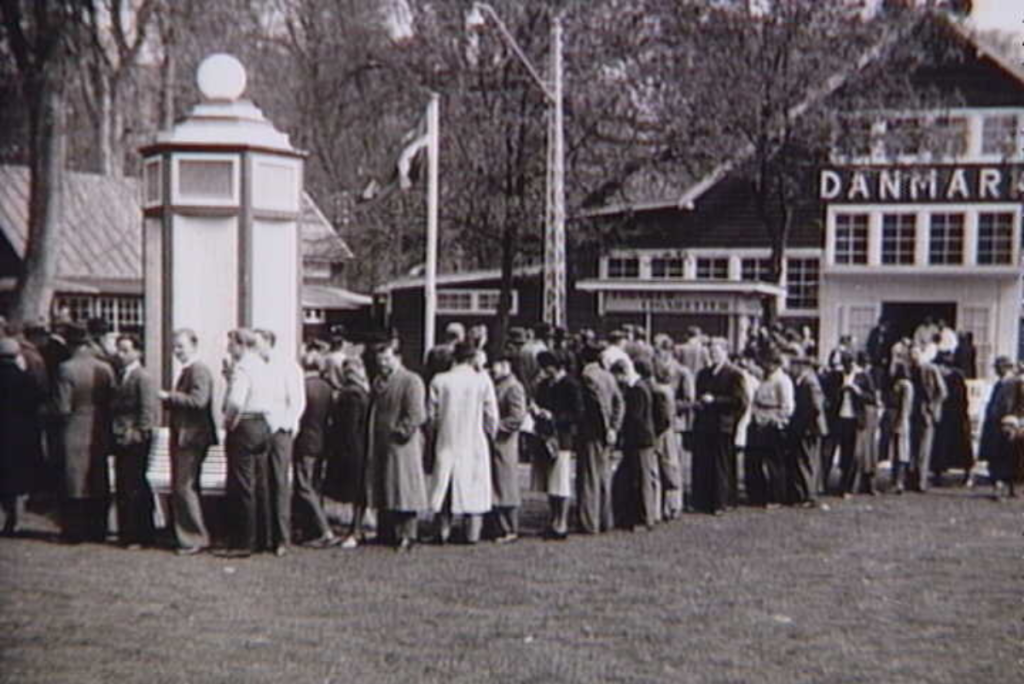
[
  {"xmin": 577, "ymin": 0, "xmax": 957, "ymax": 323},
  {"xmin": 78, "ymin": 0, "xmax": 159, "ymax": 176},
  {"xmin": 1, "ymin": 0, "xmax": 93, "ymax": 324}
]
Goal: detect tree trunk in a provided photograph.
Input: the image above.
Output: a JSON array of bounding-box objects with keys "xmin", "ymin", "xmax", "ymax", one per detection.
[
  {"xmin": 159, "ymin": 36, "xmax": 176, "ymax": 131},
  {"xmin": 95, "ymin": 71, "xmax": 113, "ymax": 174},
  {"xmin": 495, "ymin": 218, "xmax": 518, "ymax": 352},
  {"xmin": 11, "ymin": 81, "xmax": 67, "ymax": 324}
]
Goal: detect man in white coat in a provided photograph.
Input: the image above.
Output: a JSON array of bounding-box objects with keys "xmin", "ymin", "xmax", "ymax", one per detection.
[{"xmin": 429, "ymin": 341, "xmax": 499, "ymax": 544}]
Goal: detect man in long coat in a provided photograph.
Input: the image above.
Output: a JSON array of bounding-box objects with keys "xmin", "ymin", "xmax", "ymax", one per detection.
[
  {"xmin": 110, "ymin": 334, "xmax": 158, "ymax": 548},
  {"xmin": 489, "ymin": 355, "xmax": 526, "ymax": 542},
  {"xmin": 428, "ymin": 342, "xmax": 499, "ymax": 544},
  {"xmin": 55, "ymin": 326, "xmax": 116, "ymax": 543},
  {"xmin": 367, "ymin": 340, "xmax": 428, "ymax": 551},
  {"xmin": 691, "ymin": 338, "xmax": 748, "ymax": 515},
  {"xmin": 576, "ymin": 343, "xmax": 624, "ymax": 533},
  {"xmin": 160, "ymin": 329, "xmax": 218, "ymax": 555}
]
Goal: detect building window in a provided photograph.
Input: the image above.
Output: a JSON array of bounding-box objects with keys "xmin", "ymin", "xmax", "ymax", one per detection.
[
  {"xmin": 144, "ymin": 158, "xmax": 161, "ymax": 206},
  {"xmin": 436, "ymin": 289, "xmax": 518, "ymax": 315},
  {"xmin": 178, "ymin": 159, "xmax": 234, "ymax": 201},
  {"xmin": 928, "ymin": 213, "xmax": 965, "ymax": 265},
  {"xmin": 740, "ymin": 257, "xmax": 773, "ymax": 282},
  {"xmin": 786, "ymin": 258, "xmax": 819, "ymax": 310},
  {"xmin": 982, "ymin": 114, "xmax": 1018, "ymax": 156},
  {"xmin": 837, "ymin": 117, "xmax": 874, "ymax": 158},
  {"xmin": 834, "ymin": 213, "xmax": 869, "ymax": 264},
  {"xmin": 52, "ymin": 295, "xmax": 143, "ymax": 332},
  {"xmin": 977, "ymin": 212, "xmax": 1014, "ymax": 265},
  {"xmin": 303, "ymin": 308, "xmax": 326, "ymax": 325},
  {"xmin": 886, "ymin": 117, "xmax": 923, "ymax": 157},
  {"xmin": 305, "ymin": 261, "xmax": 331, "ymax": 280},
  {"xmin": 695, "ymin": 257, "xmax": 729, "ymax": 280},
  {"xmin": 607, "ymin": 257, "xmax": 640, "ymax": 279},
  {"xmin": 935, "ymin": 116, "xmax": 968, "ymax": 158},
  {"xmin": 881, "ymin": 214, "xmax": 916, "ymax": 265},
  {"xmin": 651, "ymin": 257, "xmax": 684, "ymax": 279}
]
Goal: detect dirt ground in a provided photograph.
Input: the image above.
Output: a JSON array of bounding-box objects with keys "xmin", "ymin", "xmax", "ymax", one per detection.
[{"xmin": 2, "ymin": 479, "xmax": 1022, "ymax": 684}]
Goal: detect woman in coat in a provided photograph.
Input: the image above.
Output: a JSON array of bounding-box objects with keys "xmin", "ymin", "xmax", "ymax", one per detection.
[
  {"xmin": 0, "ymin": 338, "xmax": 45, "ymax": 534},
  {"xmin": 324, "ymin": 357, "xmax": 371, "ymax": 547}
]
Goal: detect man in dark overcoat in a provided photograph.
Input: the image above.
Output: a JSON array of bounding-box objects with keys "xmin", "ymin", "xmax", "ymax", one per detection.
[
  {"xmin": 0, "ymin": 337, "xmax": 45, "ymax": 534},
  {"xmin": 691, "ymin": 338, "xmax": 748, "ymax": 515},
  {"xmin": 110, "ymin": 334, "xmax": 158, "ymax": 548},
  {"xmin": 55, "ymin": 325, "xmax": 116, "ymax": 543}
]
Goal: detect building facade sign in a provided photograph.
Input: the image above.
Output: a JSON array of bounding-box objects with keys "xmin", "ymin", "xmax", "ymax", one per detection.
[
  {"xmin": 820, "ymin": 165, "xmax": 1024, "ymax": 203},
  {"xmin": 603, "ymin": 291, "xmax": 761, "ymax": 315}
]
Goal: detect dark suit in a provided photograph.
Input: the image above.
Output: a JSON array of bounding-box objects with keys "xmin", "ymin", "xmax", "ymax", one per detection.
[
  {"xmin": 616, "ymin": 379, "xmax": 659, "ymax": 528},
  {"xmin": 111, "ymin": 363, "xmax": 158, "ymax": 545},
  {"xmin": 55, "ymin": 349, "xmax": 116, "ymax": 542},
  {"xmin": 576, "ymin": 362, "xmax": 624, "ymax": 533},
  {"xmin": 691, "ymin": 363, "xmax": 748, "ymax": 514},
  {"xmin": 292, "ymin": 374, "xmax": 333, "ymax": 540},
  {"xmin": 824, "ymin": 369, "xmax": 876, "ymax": 495},
  {"xmin": 164, "ymin": 361, "xmax": 217, "ymax": 550},
  {"xmin": 788, "ymin": 370, "xmax": 828, "ymax": 504}
]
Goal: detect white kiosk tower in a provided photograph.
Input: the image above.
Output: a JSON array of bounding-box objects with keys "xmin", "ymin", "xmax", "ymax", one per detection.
[{"xmin": 141, "ymin": 54, "xmax": 304, "ymax": 417}]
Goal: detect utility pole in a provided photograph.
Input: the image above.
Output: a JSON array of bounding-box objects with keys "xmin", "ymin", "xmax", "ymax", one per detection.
[
  {"xmin": 469, "ymin": 4, "xmax": 567, "ymax": 327},
  {"xmin": 544, "ymin": 15, "xmax": 566, "ymax": 328}
]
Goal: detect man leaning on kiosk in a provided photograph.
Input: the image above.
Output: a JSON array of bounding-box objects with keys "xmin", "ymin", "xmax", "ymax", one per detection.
[{"xmin": 160, "ymin": 329, "xmax": 217, "ymax": 556}]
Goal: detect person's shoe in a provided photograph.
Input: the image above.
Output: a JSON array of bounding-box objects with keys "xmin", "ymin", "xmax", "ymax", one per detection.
[
  {"xmin": 176, "ymin": 546, "xmax": 205, "ymax": 556},
  {"xmin": 215, "ymin": 549, "xmax": 251, "ymax": 559},
  {"xmin": 765, "ymin": 503, "xmax": 781, "ymax": 510},
  {"xmin": 396, "ymin": 538, "xmax": 415, "ymax": 553},
  {"xmin": 841, "ymin": 493, "xmax": 853, "ymax": 500},
  {"xmin": 495, "ymin": 533, "xmax": 519, "ymax": 545},
  {"xmin": 124, "ymin": 543, "xmax": 143, "ymax": 551},
  {"xmin": 340, "ymin": 535, "xmax": 359, "ymax": 550},
  {"xmin": 305, "ymin": 535, "xmax": 341, "ymax": 549},
  {"xmin": 274, "ymin": 545, "xmax": 289, "ymax": 558}
]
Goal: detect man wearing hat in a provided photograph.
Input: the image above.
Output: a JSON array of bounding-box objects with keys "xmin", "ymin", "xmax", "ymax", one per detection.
[
  {"xmin": 424, "ymin": 322, "xmax": 465, "ymax": 389},
  {"xmin": 786, "ymin": 352, "xmax": 828, "ymax": 507},
  {"xmin": 0, "ymin": 337, "xmax": 45, "ymax": 535},
  {"xmin": 54, "ymin": 325, "xmax": 116, "ymax": 543}
]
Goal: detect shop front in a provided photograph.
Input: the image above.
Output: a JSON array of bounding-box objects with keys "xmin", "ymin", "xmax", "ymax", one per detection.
[{"xmin": 575, "ymin": 280, "xmax": 785, "ymax": 352}]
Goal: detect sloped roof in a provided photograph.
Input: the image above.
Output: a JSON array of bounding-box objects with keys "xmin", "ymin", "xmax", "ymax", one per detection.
[
  {"xmin": 0, "ymin": 165, "xmax": 353, "ymax": 286},
  {"xmin": 582, "ymin": 12, "xmax": 1024, "ymax": 220}
]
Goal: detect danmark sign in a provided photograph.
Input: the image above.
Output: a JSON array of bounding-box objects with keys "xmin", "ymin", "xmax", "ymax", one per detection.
[{"xmin": 819, "ymin": 165, "xmax": 1024, "ymax": 203}]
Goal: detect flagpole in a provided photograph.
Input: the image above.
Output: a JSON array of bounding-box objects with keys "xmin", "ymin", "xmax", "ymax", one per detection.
[{"xmin": 424, "ymin": 93, "xmax": 440, "ymax": 358}]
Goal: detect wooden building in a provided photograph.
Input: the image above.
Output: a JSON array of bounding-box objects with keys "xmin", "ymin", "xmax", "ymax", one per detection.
[{"xmin": 0, "ymin": 164, "xmax": 367, "ymax": 334}]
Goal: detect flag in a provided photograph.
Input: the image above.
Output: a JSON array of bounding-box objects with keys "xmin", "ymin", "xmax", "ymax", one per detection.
[{"xmin": 359, "ymin": 108, "xmax": 430, "ymax": 202}]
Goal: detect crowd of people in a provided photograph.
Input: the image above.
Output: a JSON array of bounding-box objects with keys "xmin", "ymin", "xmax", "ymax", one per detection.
[{"xmin": 0, "ymin": 313, "xmax": 1021, "ymax": 556}]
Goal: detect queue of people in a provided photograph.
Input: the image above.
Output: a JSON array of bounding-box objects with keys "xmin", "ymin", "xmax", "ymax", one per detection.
[{"xmin": 0, "ymin": 315, "xmax": 1021, "ymax": 556}]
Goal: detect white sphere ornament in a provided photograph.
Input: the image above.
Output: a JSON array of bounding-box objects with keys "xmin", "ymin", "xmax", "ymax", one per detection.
[{"xmin": 197, "ymin": 54, "xmax": 247, "ymax": 102}]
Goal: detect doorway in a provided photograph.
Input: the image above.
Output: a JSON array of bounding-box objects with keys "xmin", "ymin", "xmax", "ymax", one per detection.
[{"xmin": 880, "ymin": 301, "xmax": 957, "ymax": 343}]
